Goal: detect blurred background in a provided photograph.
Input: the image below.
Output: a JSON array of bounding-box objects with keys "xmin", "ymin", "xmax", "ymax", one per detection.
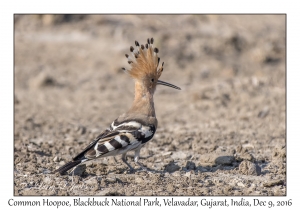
[{"xmin": 14, "ymin": 15, "xmax": 286, "ymax": 195}]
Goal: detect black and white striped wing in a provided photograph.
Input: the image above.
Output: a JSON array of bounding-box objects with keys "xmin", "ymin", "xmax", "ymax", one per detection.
[{"xmin": 83, "ymin": 120, "xmax": 156, "ymax": 159}]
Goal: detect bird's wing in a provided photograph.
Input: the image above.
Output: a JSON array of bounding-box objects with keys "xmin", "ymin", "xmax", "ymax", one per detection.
[
  {"xmin": 72, "ymin": 129, "xmax": 117, "ymax": 161},
  {"xmin": 74, "ymin": 120, "xmax": 156, "ymax": 161}
]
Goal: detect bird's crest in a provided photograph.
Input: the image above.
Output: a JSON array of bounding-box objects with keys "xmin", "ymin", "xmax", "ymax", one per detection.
[{"xmin": 122, "ymin": 38, "xmax": 164, "ymax": 80}]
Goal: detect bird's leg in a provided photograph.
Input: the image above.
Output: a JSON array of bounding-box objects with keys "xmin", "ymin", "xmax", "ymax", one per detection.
[
  {"xmin": 121, "ymin": 153, "xmax": 135, "ymax": 173},
  {"xmin": 71, "ymin": 167, "xmax": 75, "ymax": 184},
  {"xmin": 134, "ymin": 148, "xmax": 147, "ymax": 171}
]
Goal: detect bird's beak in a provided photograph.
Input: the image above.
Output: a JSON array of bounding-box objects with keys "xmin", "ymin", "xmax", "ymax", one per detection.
[{"xmin": 157, "ymin": 80, "xmax": 181, "ymax": 90}]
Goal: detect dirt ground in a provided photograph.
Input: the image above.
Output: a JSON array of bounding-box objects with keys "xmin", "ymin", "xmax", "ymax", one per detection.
[{"xmin": 14, "ymin": 15, "xmax": 286, "ymax": 196}]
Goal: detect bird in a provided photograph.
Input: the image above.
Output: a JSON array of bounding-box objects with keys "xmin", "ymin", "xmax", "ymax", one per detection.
[{"xmin": 54, "ymin": 37, "xmax": 180, "ymax": 175}]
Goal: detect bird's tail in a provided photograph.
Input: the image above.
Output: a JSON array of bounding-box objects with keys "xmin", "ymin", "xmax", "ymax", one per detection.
[{"xmin": 53, "ymin": 159, "xmax": 82, "ymax": 175}]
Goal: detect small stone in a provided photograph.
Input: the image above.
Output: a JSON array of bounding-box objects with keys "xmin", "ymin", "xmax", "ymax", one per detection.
[
  {"xmin": 59, "ymin": 161, "xmax": 66, "ymax": 166},
  {"xmin": 70, "ymin": 164, "xmax": 86, "ymax": 176},
  {"xmin": 106, "ymin": 177, "xmax": 117, "ymax": 183},
  {"xmin": 215, "ymin": 155, "xmax": 235, "ymax": 165},
  {"xmin": 263, "ymin": 179, "xmax": 284, "ymax": 187},
  {"xmin": 96, "ymin": 189, "xmax": 111, "ymax": 195},
  {"xmin": 53, "ymin": 156, "xmax": 60, "ymax": 162},
  {"xmin": 42, "ymin": 169, "xmax": 52, "ymax": 174},
  {"xmin": 238, "ymin": 160, "xmax": 261, "ymax": 175},
  {"xmin": 164, "ymin": 162, "xmax": 180, "ymax": 173},
  {"xmin": 198, "ymin": 166, "xmax": 208, "ymax": 172},
  {"xmin": 237, "ymin": 182, "xmax": 245, "ymax": 187},
  {"xmin": 184, "ymin": 171, "xmax": 191, "ymax": 177},
  {"xmin": 200, "ymin": 152, "xmax": 235, "ymax": 166},
  {"xmin": 186, "ymin": 161, "xmax": 196, "ymax": 170},
  {"xmin": 162, "ymin": 152, "xmax": 172, "ymax": 157}
]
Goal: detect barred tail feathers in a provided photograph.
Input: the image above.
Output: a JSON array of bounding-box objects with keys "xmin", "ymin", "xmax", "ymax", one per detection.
[{"xmin": 53, "ymin": 159, "xmax": 84, "ymax": 175}]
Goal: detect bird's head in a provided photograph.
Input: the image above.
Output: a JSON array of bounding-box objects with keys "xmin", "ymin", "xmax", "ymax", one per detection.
[{"xmin": 122, "ymin": 38, "xmax": 181, "ymax": 95}]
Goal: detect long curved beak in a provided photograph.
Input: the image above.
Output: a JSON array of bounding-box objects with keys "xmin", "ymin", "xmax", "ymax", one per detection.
[{"xmin": 157, "ymin": 80, "xmax": 181, "ymax": 90}]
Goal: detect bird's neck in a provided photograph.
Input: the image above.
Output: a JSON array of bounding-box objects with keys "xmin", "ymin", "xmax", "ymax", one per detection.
[{"xmin": 128, "ymin": 81, "xmax": 156, "ymax": 117}]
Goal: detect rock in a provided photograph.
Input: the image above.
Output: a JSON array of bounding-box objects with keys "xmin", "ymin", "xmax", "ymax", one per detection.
[
  {"xmin": 215, "ymin": 156, "xmax": 235, "ymax": 165},
  {"xmin": 59, "ymin": 161, "xmax": 66, "ymax": 166},
  {"xmin": 238, "ymin": 160, "xmax": 261, "ymax": 175},
  {"xmin": 165, "ymin": 162, "xmax": 180, "ymax": 173},
  {"xmin": 42, "ymin": 169, "xmax": 52, "ymax": 174},
  {"xmin": 186, "ymin": 161, "xmax": 196, "ymax": 170},
  {"xmin": 105, "ymin": 176, "xmax": 117, "ymax": 183},
  {"xmin": 263, "ymin": 179, "xmax": 284, "ymax": 187},
  {"xmin": 197, "ymin": 166, "xmax": 208, "ymax": 172},
  {"xmin": 162, "ymin": 152, "xmax": 173, "ymax": 157},
  {"xmin": 184, "ymin": 171, "xmax": 192, "ymax": 177},
  {"xmin": 70, "ymin": 164, "xmax": 86, "ymax": 176},
  {"xmin": 53, "ymin": 156, "xmax": 60, "ymax": 162},
  {"xmin": 237, "ymin": 182, "xmax": 245, "ymax": 187},
  {"xmin": 199, "ymin": 152, "xmax": 235, "ymax": 166}
]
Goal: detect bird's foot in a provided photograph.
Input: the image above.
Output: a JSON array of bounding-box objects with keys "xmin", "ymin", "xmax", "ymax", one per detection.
[{"xmin": 136, "ymin": 162, "xmax": 148, "ymax": 171}]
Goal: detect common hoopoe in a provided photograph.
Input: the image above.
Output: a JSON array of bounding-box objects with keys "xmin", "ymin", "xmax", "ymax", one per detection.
[{"xmin": 54, "ymin": 38, "xmax": 180, "ymax": 175}]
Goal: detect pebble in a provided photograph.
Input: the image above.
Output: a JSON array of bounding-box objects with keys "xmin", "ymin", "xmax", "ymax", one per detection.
[
  {"xmin": 237, "ymin": 182, "xmax": 245, "ymax": 187},
  {"xmin": 263, "ymin": 179, "xmax": 284, "ymax": 187},
  {"xmin": 59, "ymin": 161, "xmax": 66, "ymax": 166},
  {"xmin": 186, "ymin": 161, "xmax": 196, "ymax": 170},
  {"xmin": 200, "ymin": 152, "xmax": 235, "ymax": 166},
  {"xmin": 162, "ymin": 152, "xmax": 172, "ymax": 157},
  {"xmin": 215, "ymin": 155, "xmax": 235, "ymax": 165},
  {"xmin": 165, "ymin": 162, "xmax": 180, "ymax": 173},
  {"xmin": 106, "ymin": 177, "xmax": 117, "ymax": 183},
  {"xmin": 70, "ymin": 164, "xmax": 86, "ymax": 176},
  {"xmin": 238, "ymin": 160, "xmax": 261, "ymax": 175},
  {"xmin": 53, "ymin": 156, "xmax": 60, "ymax": 162},
  {"xmin": 42, "ymin": 169, "xmax": 52, "ymax": 174}
]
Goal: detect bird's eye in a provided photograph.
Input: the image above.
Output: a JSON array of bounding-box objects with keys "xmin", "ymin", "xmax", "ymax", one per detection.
[{"xmin": 151, "ymin": 78, "xmax": 154, "ymax": 82}]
